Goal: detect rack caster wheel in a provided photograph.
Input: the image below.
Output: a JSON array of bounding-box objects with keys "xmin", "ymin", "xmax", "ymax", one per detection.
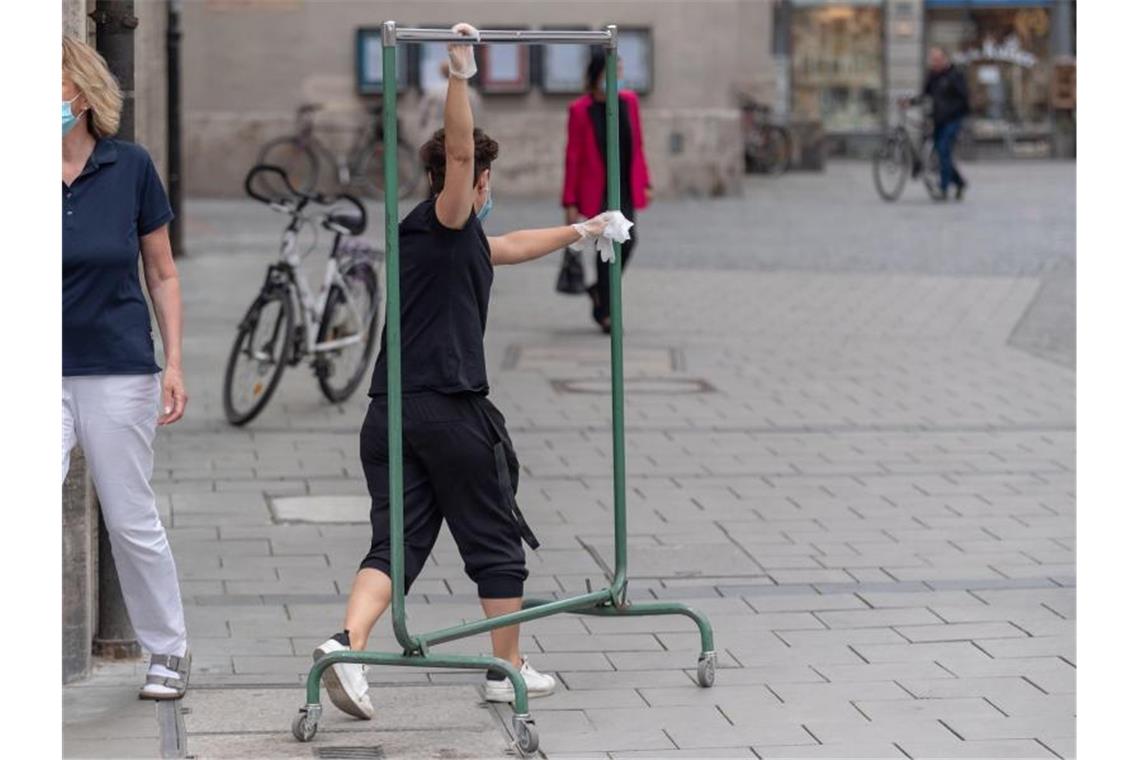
[
  {"xmin": 292, "ymin": 705, "xmax": 321, "ymax": 742},
  {"xmin": 697, "ymin": 651, "xmax": 716, "ymax": 687},
  {"xmin": 512, "ymin": 714, "xmax": 539, "ymax": 755}
]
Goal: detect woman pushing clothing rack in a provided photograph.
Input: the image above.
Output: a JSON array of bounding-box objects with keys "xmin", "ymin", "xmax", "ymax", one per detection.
[{"xmin": 313, "ymin": 22, "xmax": 630, "ymax": 720}]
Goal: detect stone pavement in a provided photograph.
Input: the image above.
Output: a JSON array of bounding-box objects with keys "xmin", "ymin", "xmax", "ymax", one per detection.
[{"xmin": 63, "ymin": 161, "xmax": 1075, "ymax": 759}]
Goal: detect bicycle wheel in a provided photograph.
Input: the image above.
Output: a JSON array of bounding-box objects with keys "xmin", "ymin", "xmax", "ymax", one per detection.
[
  {"xmin": 922, "ymin": 141, "xmax": 943, "ymax": 200},
  {"xmin": 763, "ymin": 126, "xmax": 792, "ymax": 177},
  {"xmin": 743, "ymin": 128, "xmax": 765, "ymax": 174},
  {"xmin": 223, "ymin": 289, "xmax": 294, "ymax": 426},
  {"xmin": 315, "ymin": 264, "xmax": 380, "ymax": 403},
  {"xmin": 361, "ymin": 141, "xmax": 422, "ymax": 200},
  {"xmin": 257, "ymin": 137, "xmax": 319, "ymax": 195},
  {"xmin": 872, "ymin": 132, "xmax": 909, "ymax": 202},
  {"xmin": 358, "ymin": 144, "xmax": 383, "ymax": 200},
  {"xmin": 397, "ymin": 142, "xmax": 421, "ymax": 199}
]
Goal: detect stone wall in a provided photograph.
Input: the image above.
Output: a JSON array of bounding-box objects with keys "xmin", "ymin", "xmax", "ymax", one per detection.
[
  {"xmin": 184, "ymin": 106, "xmax": 743, "ymax": 200},
  {"xmin": 180, "ymin": 0, "xmax": 775, "ymax": 197}
]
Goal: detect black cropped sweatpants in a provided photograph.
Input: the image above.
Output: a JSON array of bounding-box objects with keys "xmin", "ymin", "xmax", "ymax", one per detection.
[{"xmin": 358, "ymin": 391, "xmax": 537, "ymax": 599}]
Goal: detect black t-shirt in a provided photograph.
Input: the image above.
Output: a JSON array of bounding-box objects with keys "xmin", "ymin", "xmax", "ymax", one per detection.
[
  {"xmin": 368, "ymin": 198, "xmax": 493, "ymax": 397},
  {"xmin": 588, "ymin": 98, "xmax": 634, "ymax": 214}
]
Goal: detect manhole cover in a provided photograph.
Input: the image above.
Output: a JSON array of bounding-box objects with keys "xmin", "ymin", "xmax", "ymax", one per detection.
[
  {"xmin": 315, "ymin": 747, "xmax": 384, "ymax": 759},
  {"xmin": 552, "ymin": 377, "xmax": 715, "ymax": 395}
]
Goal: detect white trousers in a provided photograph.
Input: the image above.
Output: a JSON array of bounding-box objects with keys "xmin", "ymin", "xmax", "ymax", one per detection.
[{"xmin": 62, "ymin": 374, "xmax": 188, "ymax": 657}]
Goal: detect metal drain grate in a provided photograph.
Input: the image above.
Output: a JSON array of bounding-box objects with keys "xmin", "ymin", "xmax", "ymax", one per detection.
[{"xmin": 314, "ymin": 747, "xmax": 384, "ymax": 759}]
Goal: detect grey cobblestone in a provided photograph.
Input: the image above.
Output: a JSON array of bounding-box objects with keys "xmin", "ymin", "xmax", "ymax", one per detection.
[{"xmin": 70, "ymin": 164, "xmax": 1073, "ymax": 756}]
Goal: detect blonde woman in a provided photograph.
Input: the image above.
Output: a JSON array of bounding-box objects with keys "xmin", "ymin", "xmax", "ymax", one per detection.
[{"xmin": 62, "ymin": 36, "xmax": 190, "ymax": 699}]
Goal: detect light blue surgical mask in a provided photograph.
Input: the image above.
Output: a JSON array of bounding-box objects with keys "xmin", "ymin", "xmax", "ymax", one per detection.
[
  {"xmin": 62, "ymin": 95, "xmax": 82, "ymax": 136},
  {"xmin": 476, "ymin": 193, "xmax": 493, "ymax": 222}
]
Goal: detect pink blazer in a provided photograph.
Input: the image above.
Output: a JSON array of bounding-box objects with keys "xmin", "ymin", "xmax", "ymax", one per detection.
[{"xmin": 561, "ymin": 91, "xmax": 651, "ymax": 218}]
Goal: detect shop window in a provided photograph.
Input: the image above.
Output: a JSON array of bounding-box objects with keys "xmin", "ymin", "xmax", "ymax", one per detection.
[
  {"xmin": 477, "ymin": 27, "xmax": 532, "ymax": 94},
  {"xmin": 356, "ymin": 27, "xmax": 411, "ymax": 95},
  {"xmin": 790, "ymin": 2, "xmax": 884, "ymax": 132},
  {"xmin": 926, "ymin": 6, "xmax": 1052, "ymax": 131},
  {"xmin": 539, "ymin": 27, "xmax": 593, "ymax": 95},
  {"xmin": 415, "ymin": 41, "xmax": 449, "ymax": 94},
  {"xmin": 616, "ymin": 27, "xmax": 654, "ymax": 96}
]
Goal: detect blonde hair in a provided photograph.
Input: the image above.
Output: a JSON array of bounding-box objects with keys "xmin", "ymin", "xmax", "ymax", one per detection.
[{"xmin": 62, "ymin": 36, "xmax": 122, "ymax": 138}]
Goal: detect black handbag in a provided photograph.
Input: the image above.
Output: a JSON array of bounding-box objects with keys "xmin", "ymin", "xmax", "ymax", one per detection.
[{"xmin": 555, "ymin": 248, "xmax": 587, "ymax": 294}]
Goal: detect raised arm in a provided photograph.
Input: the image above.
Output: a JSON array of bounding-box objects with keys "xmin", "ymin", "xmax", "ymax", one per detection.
[{"xmin": 434, "ymin": 23, "xmax": 479, "ymax": 230}]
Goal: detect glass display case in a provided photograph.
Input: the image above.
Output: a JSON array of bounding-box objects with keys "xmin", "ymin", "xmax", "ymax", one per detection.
[{"xmin": 790, "ymin": 2, "xmax": 885, "ymax": 132}]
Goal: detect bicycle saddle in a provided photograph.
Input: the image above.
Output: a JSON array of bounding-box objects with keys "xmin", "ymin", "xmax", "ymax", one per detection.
[
  {"xmin": 323, "ymin": 214, "xmax": 363, "ymax": 237},
  {"xmin": 320, "ymin": 198, "xmax": 365, "ymax": 235}
]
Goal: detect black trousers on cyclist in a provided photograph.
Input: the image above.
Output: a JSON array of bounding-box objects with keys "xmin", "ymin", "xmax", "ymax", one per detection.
[{"xmin": 358, "ymin": 391, "xmax": 538, "ymax": 599}]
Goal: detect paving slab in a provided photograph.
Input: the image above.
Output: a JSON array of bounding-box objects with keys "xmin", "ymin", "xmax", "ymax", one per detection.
[{"xmin": 66, "ymin": 165, "xmax": 1074, "ymax": 756}]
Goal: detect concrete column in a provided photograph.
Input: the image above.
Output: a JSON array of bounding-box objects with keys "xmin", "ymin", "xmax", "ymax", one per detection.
[
  {"xmin": 1051, "ymin": 0, "xmax": 1075, "ymax": 57},
  {"xmin": 63, "ymin": 0, "xmax": 92, "ymax": 39},
  {"xmin": 884, "ymin": 0, "xmax": 924, "ymax": 128},
  {"xmin": 62, "ymin": 449, "xmax": 98, "ymax": 683}
]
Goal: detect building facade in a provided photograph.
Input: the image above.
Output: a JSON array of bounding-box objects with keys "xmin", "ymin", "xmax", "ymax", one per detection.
[
  {"xmin": 180, "ymin": 0, "xmax": 780, "ymax": 198},
  {"xmin": 772, "ymin": 0, "xmax": 1076, "ymax": 156}
]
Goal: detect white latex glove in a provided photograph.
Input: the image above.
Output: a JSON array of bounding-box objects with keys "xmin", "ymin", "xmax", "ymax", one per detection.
[
  {"xmin": 570, "ymin": 210, "xmax": 634, "ymax": 263},
  {"xmin": 571, "ymin": 211, "xmax": 610, "ymax": 239},
  {"xmin": 448, "ymin": 22, "xmax": 479, "ymax": 80}
]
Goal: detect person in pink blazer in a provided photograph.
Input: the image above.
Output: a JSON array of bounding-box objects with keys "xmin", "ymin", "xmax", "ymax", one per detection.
[{"xmin": 562, "ymin": 50, "xmax": 652, "ymax": 333}]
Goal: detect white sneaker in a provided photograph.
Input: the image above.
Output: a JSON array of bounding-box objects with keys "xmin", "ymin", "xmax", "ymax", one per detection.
[
  {"xmin": 484, "ymin": 656, "xmax": 558, "ymax": 703},
  {"xmin": 313, "ymin": 637, "xmax": 375, "ymax": 719}
]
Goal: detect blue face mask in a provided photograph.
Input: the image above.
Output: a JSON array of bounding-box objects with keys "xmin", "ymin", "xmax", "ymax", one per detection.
[
  {"xmin": 476, "ymin": 193, "xmax": 493, "ymax": 222},
  {"xmin": 62, "ymin": 96, "xmax": 81, "ymax": 136}
]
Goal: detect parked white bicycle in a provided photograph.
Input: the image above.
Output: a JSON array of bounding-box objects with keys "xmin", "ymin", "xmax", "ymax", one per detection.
[{"xmin": 223, "ymin": 164, "xmax": 383, "ymax": 426}]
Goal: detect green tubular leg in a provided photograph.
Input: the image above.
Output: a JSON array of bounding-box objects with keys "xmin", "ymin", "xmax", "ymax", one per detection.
[
  {"xmin": 380, "ymin": 28, "xmax": 422, "ymax": 658},
  {"xmin": 604, "ymin": 29, "xmax": 629, "ymax": 600},
  {"xmin": 419, "ymin": 589, "xmax": 612, "ymax": 649},
  {"xmin": 306, "ymin": 650, "xmax": 530, "ymax": 715},
  {"xmin": 522, "ymin": 598, "xmax": 715, "ymax": 655}
]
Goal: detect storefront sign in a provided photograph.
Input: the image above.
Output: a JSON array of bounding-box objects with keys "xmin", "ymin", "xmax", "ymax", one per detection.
[{"xmin": 952, "ymin": 34, "xmax": 1037, "ymax": 68}]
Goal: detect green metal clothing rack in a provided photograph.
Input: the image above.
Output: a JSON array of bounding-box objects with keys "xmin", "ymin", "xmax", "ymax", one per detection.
[{"xmin": 293, "ymin": 22, "xmax": 715, "ymax": 755}]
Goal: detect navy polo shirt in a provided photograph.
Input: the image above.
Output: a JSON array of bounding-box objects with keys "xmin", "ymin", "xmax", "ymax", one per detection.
[{"xmin": 63, "ymin": 139, "xmax": 173, "ymax": 376}]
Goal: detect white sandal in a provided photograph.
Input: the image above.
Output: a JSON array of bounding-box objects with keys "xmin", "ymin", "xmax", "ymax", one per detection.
[{"xmin": 139, "ymin": 652, "xmax": 191, "ymax": 700}]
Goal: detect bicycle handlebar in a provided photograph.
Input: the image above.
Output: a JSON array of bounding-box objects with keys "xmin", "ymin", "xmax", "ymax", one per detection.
[
  {"xmin": 244, "ymin": 164, "xmax": 303, "ymax": 205},
  {"xmin": 244, "ymin": 164, "xmax": 368, "ymax": 235}
]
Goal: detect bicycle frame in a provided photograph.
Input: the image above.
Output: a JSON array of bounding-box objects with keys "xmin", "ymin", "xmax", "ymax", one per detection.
[
  {"xmin": 296, "ymin": 23, "xmax": 715, "ymax": 748},
  {"xmin": 274, "ymin": 211, "xmax": 366, "ymax": 357}
]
